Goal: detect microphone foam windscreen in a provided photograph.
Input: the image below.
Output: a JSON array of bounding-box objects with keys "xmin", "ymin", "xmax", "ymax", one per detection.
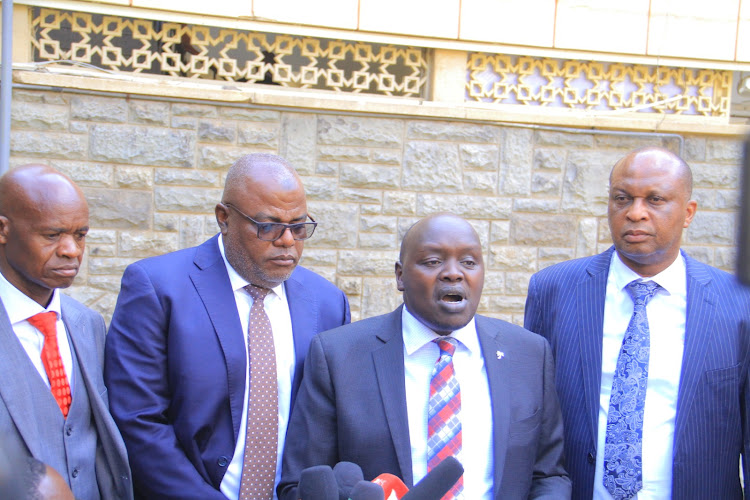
[
  {"xmin": 401, "ymin": 456, "xmax": 464, "ymax": 500},
  {"xmin": 299, "ymin": 465, "xmax": 339, "ymax": 500},
  {"xmin": 333, "ymin": 461, "xmax": 364, "ymax": 500},
  {"xmin": 348, "ymin": 480, "xmax": 385, "ymax": 500}
]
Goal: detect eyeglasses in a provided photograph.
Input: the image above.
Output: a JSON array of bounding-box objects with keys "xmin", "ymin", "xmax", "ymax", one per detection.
[{"xmin": 223, "ymin": 202, "xmax": 317, "ymax": 241}]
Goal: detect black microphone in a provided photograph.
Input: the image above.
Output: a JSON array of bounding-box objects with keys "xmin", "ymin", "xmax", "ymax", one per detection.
[
  {"xmin": 401, "ymin": 456, "xmax": 464, "ymax": 500},
  {"xmin": 298, "ymin": 464, "xmax": 339, "ymax": 500},
  {"xmin": 348, "ymin": 480, "xmax": 385, "ymax": 500},
  {"xmin": 333, "ymin": 461, "xmax": 365, "ymax": 500}
]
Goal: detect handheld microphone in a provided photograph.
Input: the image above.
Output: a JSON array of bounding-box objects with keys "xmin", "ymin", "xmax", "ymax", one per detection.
[
  {"xmin": 333, "ymin": 461, "xmax": 365, "ymax": 500},
  {"xmin": 371, "ymin": 473, "xmax": 409, "ymax": 499},
  {"xmin": 298, "ymin": 464, "xmax": 339, "ymax": 500},
  {"xmin": 348, "ymin": 480, "xmax": 385, "ymax": 500},
  {"xmin": 401, "ymin": 456, "xmax": 464, "ymax": 500}
]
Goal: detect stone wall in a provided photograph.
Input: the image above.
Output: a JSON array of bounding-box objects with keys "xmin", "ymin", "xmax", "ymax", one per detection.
[{"xmin": 9, "ymin": 88, "xmax": 744, "ymax": 324}]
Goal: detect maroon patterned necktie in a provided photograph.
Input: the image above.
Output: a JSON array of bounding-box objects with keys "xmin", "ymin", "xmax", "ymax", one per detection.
[
  {"xmin": 28, "ymin": 312, "xmax": 71, "ymax": 418},
  {"xmin": 239, "ymin": 285, "xmax": 278, "ymax": 500}
]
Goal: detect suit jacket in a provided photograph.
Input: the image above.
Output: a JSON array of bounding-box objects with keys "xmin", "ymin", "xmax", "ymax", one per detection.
[
  {"xmin": 104, "ymin": 234, "xmax": 350, "ymax": 499},
  {"xmin": 278, "ymin": 306, "xmax": 571, "ymax": 500},
  {"xmin": 524, "ymin": 247, "xmax": 750, "ymax": 500},
  {"xmin": 0, "ymin": 294, "xmax": 133, "ymax": 500}
]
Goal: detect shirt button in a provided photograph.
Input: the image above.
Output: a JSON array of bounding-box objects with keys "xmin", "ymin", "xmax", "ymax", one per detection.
[
  {"xmin": 72, "ymin": 468, "xmax": 79, "ymax": 478},
  {"xmin": 217, "ymin": 456, "xmax": 229, "ymax": 467},
  {"xmin": 587, "ymin": 452, "xmax": 595, "ymax": 464}
]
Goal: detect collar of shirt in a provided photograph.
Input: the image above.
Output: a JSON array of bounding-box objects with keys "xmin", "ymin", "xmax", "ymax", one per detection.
[
  {"xmin": 217, "ymin": 233, "xmax": 285, "ymax": 302},
  {"xmin": 0, "ymin": 270, "xmax": 62, "ymax": 323},
  {"xmin": 401, "ymin": 305, "xmax": 479, "ymax": 356},
  {"xmin": 610, "ymin": 250, "xmax": 686, "ymax": 298}
]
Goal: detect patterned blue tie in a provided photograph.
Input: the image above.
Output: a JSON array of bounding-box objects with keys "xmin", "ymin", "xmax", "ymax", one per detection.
[{"xmin": 603, "ymin": 280, "xmax": 661, "ymax": 500}]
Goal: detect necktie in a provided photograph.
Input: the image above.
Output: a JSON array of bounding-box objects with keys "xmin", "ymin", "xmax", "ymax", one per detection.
[
  {"xmin": 427, "ymin": 337, "xmax": 463, "ymax": 500},
  {"xmin": 603, "ymin": 280, "xmax": 661, "ymax": 500},
  {"xmin": 239, "ymin": 285, "xmax": 278, "ymax": 500},
  {"xmin": 28, "ymin": 312, "xmax": 71, "ymax": 418}
]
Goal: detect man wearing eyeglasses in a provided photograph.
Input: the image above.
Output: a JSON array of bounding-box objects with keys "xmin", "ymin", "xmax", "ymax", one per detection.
[{"xmin": 104, "ymin": 153, "xmax": 351, "ymax": 500}]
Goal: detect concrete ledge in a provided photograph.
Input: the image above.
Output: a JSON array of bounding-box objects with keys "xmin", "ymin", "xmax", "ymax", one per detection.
[{"xmin": 13, "ymin": 66, "xmax": 750, "ymax": 136}]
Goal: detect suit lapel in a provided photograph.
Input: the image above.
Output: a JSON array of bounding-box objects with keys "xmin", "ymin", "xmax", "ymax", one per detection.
[
  {"xmin": 284, "ymin": 274, "xmax": 316, "ymax": 406},
  {"xmin": 0, "ymin": 300, "xmax": 45, "ymax": 457},
  {"xmin": 372, "ymin": 308, "xmax": 413, "ymax": 485},
  {"xmin": 63, "ymin": 301, "xmax": 129, "ymax": 500},
  {"xmin": 189, "ymin": 236, "xmax": 247, "ymax": 440},
  {"xmin": 476, "ymin": 316, "xmax": 510, "ymax": 499},
  {"xmin": 673, "ymin": 254, "xmax": 715, "ymax": 449},
  {"xmin": 578, "ymin": 249, "xmax": 612, "ymax": 444}
]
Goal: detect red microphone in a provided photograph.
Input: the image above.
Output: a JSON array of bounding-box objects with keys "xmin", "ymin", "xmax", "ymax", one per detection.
[{"xmin": 371, "ymin": 473, "xmax": 409, "ymax": 500}]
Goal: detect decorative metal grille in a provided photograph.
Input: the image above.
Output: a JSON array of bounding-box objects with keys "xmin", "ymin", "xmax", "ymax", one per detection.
[
  {"xmin": 31, "ymin": 8, "xmax": 428, "ymax": 97},
  {"xmin": 466, "ymin": 53, "xmax": 731, "ymax": 117}
]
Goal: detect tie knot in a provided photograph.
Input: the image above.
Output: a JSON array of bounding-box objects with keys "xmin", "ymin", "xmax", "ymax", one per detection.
[
  {"xmin": 626, "ymin": 280, "xmax": 660, "ymax": 306},
  {"xmin": 245, "ymin": 284, "xmax": 271, "ymax": 301},
  {"xmin": 27, "ymin": 312, "xmax": 58, "ymax": 338},
  {"xmin": 434, "ymin": 336, "xmax": 458, "ymax": 357}
]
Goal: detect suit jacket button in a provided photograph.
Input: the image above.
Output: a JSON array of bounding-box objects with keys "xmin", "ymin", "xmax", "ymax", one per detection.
[
  {"xmin": 217, "ymin": 456, "xmax": 229, "ymax": 467},
  {"xmin": 66, "ymin": 426, "xmax": 73, "ymax": 436},
  {"xmin": 587, "ymin": 452, "xmax": 595, "ymax": 464},
  {"xmin": 72, "ymin": 468, "xmax": 79, "ymax": 478}
]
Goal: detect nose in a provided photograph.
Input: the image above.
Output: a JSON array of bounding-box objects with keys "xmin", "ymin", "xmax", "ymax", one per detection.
[
  {"xmin": 274, "ymin": 226, "xmax": 296, "ymax": 247},
  {"xmin": 439, "ymin": 259, "xmax": 463, "ymax": 282},
  {"xmin": 626, "ymin": 197, "xmax": 649, "ymax": 221},
  {"xmin": 58, "ymin": 234, "xmax": 83, "ymax": 258}
]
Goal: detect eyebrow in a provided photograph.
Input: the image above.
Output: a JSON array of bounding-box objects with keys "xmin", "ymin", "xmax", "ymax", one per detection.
[{"xmin": 253, "ymin": 212, "xmax": 308, "ymax": 223}]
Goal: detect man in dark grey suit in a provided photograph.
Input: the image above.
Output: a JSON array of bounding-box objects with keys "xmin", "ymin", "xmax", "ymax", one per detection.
[
  {"xmin": 0, "ymin": 165, "xmax": 132, "ymax": 500},
  {"xmin": 525, "ymin": 147, "xmax": 750, "ymax": 500},
  {"xmin": 280, "ymin": 213, "xmax": 570, "ymax": 500}
]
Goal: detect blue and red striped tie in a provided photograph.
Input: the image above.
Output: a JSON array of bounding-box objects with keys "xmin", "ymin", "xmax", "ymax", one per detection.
[{"xmin": 427, "ymin": 336, "xmax": 463, "ymax": 499}]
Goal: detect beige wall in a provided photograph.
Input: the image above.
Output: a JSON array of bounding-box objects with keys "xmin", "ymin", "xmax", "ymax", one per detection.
[
  {"xmin": 70, "ymin": 0, "xmax": 750, "ymax": 64},
  {"xmin": 9, "ymin": 88, "xmax": 743, "ymax": 325}
]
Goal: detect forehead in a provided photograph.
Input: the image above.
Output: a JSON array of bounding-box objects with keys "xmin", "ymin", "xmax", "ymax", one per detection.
[
  {"xmin": 17, "ymin": 190, "xmax": 89, "ymax": 230},
  {"xmin": 233, "ymin": 175, "xmax": 306, "ymax": 212},
  {"xmin": 611, "ymin": 155, "xmax": 687, "ymax": 194},
  {"xmin": 405, "ymin": 218, "xmax": 481, "ymax": 256}
]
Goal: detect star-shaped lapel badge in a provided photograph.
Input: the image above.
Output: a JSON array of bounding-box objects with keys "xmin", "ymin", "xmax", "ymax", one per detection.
[{"xmin": 496, "ymin": 351, "xmax": 505, "ymax": 360}]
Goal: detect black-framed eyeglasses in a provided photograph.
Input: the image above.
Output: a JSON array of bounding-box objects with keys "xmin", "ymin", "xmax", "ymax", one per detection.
[{"xmin": 223, "ymin": 202, "xmax": 317, "ymax": 241}]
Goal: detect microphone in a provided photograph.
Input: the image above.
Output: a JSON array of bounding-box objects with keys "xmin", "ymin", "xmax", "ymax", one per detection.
[
  {"xmin": 371, "ymin": 473, "xmax": 409, "ymax": 499},
  {"xmin": 401, "ymin": 456, "xmax": 464, "ymax": 500},
  {"xmin": 298, "ymin": 465, "xmax": 339, "ymax": 500},
  {"xmin": 333, "ymin": 461, "xmax": 365, "ymax": 500},
  {"xmin": 348, "ymin": 480, "xmax": 385, "ymax": 500}
]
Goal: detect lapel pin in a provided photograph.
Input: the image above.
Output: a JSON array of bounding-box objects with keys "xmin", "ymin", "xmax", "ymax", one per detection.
[{"xmin": 496, "ymin": 351, "xmax": 505, "ymax": 360}]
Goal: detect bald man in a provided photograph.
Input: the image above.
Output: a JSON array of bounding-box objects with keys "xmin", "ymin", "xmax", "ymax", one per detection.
[
  {"xmin": 0, "ymin": 165, "xmax": 132, "ymax": 500},
  {"xmin": 105, "ymin": 153, "xmax": 350, "ymax": 500},
  {"xmin": 525, "ymin": 147, "xmax": 750, "ymax": 499},
  {"xmin": 279, "ymin": 213, "xmax": 570, "ymax": 500}
]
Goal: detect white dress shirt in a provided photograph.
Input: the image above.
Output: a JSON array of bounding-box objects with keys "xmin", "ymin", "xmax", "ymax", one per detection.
[
  {"xmin": 217, "ymin": 235, "xmax": 296, "ymax": 500},
  {"xmin": 0, "ymin": 270, "xmax": 74, "ymax": 391},
  {"xmin": 402, "ymin": 306, "xmax": 493, "ymax": 499},
  {"xmin": 593, "ymin": 251, "xmax": 687, "ymax": 500}
]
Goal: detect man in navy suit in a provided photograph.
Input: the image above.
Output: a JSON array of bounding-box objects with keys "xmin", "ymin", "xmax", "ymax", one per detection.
[
  {"xmin": 525, "ymin": 146, "xmax": 750, "ymax": 500},
  {"xmin": 279, "ymin": 213, "xmax": 570, "ymax": 499},
  {"xmin": 104, "ymin": 153, "xmax": 350, "ymax": 500}
]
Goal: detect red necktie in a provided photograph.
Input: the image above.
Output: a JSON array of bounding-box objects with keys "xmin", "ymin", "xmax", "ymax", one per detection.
[
  {"xmin": 28, "ymin": 312, "xmax": 71, "ymax": 418},
  {"xmin": 427, "ymin": 337, "xmax": 463, "ymax": 499}
]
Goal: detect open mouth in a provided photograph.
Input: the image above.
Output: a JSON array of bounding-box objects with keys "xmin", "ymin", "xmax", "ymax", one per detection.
[
  {"xmin": 439, "ymin": 288, "xmax": 466, "ymax": 305},
  {"xmin": 441, "ymin": 294, "xmax": 464, "ymax": 303}
]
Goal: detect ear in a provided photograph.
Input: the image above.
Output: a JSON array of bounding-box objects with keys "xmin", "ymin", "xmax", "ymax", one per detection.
[
  {"xmin": 395, "ymin": 261, "xmax": 405, "ymax": 291},
  {"xmin": 0, "ymin": 216, "xmax": 9, "ymax": 244},
  {"xmin": 215, "ymin": 203, "xmax": 229, "ymax": 234},
  {"xmin": 683, "ymin": 199, "xmax": 698, "ymax": 228}
]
